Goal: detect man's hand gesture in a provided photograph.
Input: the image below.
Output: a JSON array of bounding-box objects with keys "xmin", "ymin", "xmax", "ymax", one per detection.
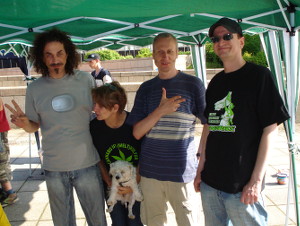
[
  {"xmin": 132, "ymin": 88, "xmax": 186, "ymax": 140},
  {"xmin": 157, "ymin": 88, "xmax": 185, "ymax": 116},
  {"xmin": 5, "ymin": 100, "xmax": 30, "ymax": 129}
]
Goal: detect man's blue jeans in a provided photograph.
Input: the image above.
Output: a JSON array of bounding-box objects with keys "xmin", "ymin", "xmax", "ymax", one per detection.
[
  {"xmin": 200, "ymin": 182, "xmax": 267, "ymax": 226},
  {"xmin": 45, "ymin": 165, "xmax": 107, "ymax": 226}
]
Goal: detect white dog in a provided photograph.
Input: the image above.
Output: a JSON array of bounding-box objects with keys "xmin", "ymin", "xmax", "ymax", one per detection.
[{"xmin": 107, "ymin": 160, "xmax": 143, "ymax": 219}]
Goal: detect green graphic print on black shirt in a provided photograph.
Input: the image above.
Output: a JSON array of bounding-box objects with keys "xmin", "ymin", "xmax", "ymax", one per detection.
[{"xmin": 90, "ymin": 112, "xmax": 141, "ymax": 170}]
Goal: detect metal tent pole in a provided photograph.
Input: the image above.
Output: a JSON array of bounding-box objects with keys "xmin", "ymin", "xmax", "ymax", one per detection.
[{"xmin": 287, "ymin": 6, "xmax": 300, "ymax": 225}]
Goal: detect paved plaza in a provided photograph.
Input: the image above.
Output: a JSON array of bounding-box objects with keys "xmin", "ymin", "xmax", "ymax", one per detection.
[{"xmin": 2, "ymin": 124, "xmax": 300, "ymax": 226}]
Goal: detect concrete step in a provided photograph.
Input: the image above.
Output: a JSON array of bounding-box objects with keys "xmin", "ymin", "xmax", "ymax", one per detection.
[
  {"xmin": 0, "ymin": 71, "xmax": 156, "ymax": 84},
  {"xmin": 0, "ymin": 82, "xmax": 141, "ymax": 96},
  {"xmin": 0, "ymin": 86, "xmax": 26, "ymax": 97},
  {"xmin": 0, "ymin": 80, "xmax": 28, "ymax": 86},
  {"xmin": 0, "ymin": 75, "xmax": 25, "ymax": 81},
  {"xmin": 0, "ymin": 69, "xmax": 218, "ymax": 85}
]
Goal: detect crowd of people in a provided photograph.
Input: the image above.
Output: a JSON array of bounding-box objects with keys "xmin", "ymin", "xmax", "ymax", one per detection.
[{"xmin": 2, "ymin": 17, "xmax": 289, "ymax": 226}]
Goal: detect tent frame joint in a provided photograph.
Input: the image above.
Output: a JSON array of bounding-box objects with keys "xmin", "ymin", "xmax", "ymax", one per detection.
[
  {"xmin": 287, "ymin": 3, "xmax": 296, "ymax": 13},
  {"xmin": 286, "ymin": 27, "xmax": 296, "ymax": 36},
  {"xmin": 288, "ymin": 142, "xmax": 300, "ymax": 154}
]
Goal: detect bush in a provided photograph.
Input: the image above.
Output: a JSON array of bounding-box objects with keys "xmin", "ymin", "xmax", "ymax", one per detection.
[
  {"xmin": 99, "ymin": 49, "xmax": 123, "ymax": 60},
  {"xmin": 178, "ymin": 51, "xmax": 190, "ymax": 55},
  {"xmin": 136, "ymin": 48, "xmax": 152, "ymax": 58},
  {"xmin": 205, "ymin": 50, "xmax": 223, "ymax": 68},
  {"xmin": 243, "ymin": 34, "xmax": 261, "ymax": 55},
  {"xmin": 243, "ymin": 51, "xmax": 268, "ymax": 67},
  {"xmin": 85, "ymin": 49, "xmax": 123, "ymax": 61},
  {"xmin": 121, "ymin": 55, "xmax": 134, "ymax": 59},
  {"xmin": 204, "ymin": 43, "xmax": 222, "ymax": 68},
  {"xmin": 206, "ymin": 61, "xmax": 223, "ymax": 68},
  {"xmin": 187, "ymin": 64, "xmax": 194, "ymax": 69},
  {"xmin": 205, "ymin": 43, "xmax": 214, "ymax": 52},
  {"xmin": 243, "ymin": 51, "xmax": 252, "ymax": 60}
]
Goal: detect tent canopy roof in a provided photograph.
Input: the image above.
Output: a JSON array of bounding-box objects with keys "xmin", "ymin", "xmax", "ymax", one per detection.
[{"xmin": 0, "ymin": 0, "xmax": 299, "ymax": 53}]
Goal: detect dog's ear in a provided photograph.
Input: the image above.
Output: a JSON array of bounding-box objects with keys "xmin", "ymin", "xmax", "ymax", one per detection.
[
  {"xmin": 109, "ymin": 162, "xmax": 116, "ymax": 174},
  {"xmin": 110, "ymin": 162, "xmax": 115, "ymax": 168}
]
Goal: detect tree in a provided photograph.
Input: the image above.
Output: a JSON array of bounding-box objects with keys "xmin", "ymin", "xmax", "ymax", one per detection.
[
  {"xmin": 243, "ymin": 34, "xmax": 262, "ymax": 55},
  {"xmin": 136, "ymin": 48, "xmax": 152, "ymax": 58},
  {"xmin": 85, "ymin": 49, "xmax": 123, "ymax": 61}
]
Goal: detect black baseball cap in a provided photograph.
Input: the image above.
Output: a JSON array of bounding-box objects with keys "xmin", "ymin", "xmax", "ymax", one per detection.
[
  {"xmin": 85, "ymin": 53, "xmax": 100, "ymax": 61},
  {"xmin": 209, "ymin": 18, "xmax": 243, "ymax": 37}
]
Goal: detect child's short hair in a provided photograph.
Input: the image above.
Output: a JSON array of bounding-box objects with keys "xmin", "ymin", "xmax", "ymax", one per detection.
[{"xmin": 92, "ymin": 81, "xmax": 127, "ymax": 113}]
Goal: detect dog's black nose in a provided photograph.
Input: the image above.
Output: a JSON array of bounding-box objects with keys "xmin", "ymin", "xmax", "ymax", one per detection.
[{"xmin": 116, "ymin": 175, "xmax": 120, "ymax": 180}]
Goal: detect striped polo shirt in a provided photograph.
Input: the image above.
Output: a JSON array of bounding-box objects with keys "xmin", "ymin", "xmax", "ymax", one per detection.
[{"xmin": 128, "ymin": 71, "xmax": 206, "ymax": 183}]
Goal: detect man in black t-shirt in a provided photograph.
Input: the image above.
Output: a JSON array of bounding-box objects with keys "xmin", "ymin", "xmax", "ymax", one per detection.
[
  {"xmin": 86, "ymin": 53, "xmax": 112, "ymax": 87},
  {"xmin": 194, "ymin": 18, "xmax": 289, "ymax": 226}
]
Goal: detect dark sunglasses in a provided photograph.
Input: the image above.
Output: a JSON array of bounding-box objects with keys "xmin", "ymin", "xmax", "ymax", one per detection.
[{"xmin": 210, "ymin": 33, "xmax": 233, "ymax": 43}]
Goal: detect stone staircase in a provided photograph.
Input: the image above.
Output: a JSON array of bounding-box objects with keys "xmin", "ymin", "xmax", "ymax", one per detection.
[
  {"xmin": 0, "ymin": 70, "xmax": 30, "ymax": 114},
  {"xmin": 0, "ymin": 65, "xmax": 222, "ymax": 128},
  {"xmin": 4, "ymin": 59, "xmax": 297, "ymax": 126}
]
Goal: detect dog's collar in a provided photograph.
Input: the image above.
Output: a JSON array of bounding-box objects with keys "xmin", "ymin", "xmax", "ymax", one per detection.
[{"xmin": 119, "ymin": 180, "xmax": 130, "ymax": 187}]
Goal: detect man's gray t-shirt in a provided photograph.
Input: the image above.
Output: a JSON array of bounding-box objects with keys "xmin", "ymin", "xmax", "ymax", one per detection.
[{"xmin": 25, "ymin": 70, "xmax": 99, "ymax": 171}]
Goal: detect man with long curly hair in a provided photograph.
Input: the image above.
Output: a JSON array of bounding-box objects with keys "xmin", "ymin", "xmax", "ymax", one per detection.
[{"xmin": 6, "ymin": 28, "xmax": 107, "ymax": 226}]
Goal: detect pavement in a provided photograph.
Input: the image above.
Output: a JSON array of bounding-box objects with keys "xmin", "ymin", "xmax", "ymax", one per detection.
[{"xmin": 2, "ymin": 124, "xmax": 300, "ymax": 226}]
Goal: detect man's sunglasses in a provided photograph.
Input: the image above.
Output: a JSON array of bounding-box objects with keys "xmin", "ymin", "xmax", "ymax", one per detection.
[{"xmin": 210, "ymin": 33, "xmax": 234, "ymax": 43}]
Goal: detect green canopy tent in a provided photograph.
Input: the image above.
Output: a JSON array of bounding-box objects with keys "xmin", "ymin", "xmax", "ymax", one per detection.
[
  {"xmin": 0, "ymin": 0, "xmax": 299, "ymax": 224},
  {"xmin": 0, "ymin": 41, "xmax": 32, "ymax": 72},
  {"xmin": 260, "ymin": 28, "xmax": 300, "ymax": 225}
]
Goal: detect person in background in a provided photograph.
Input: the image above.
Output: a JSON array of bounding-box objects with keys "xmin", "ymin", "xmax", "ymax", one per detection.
[
  {"xmin": 194, "ymin": 18, "xmax": 289, "ymax": 226},
  {"xmin": 5, "ymin": 28, "xmax": 107, "ymax": 226},
  {"xmin": 128, "ymin": 33, "xmax": 207, "ymax": 226},
  {"xmin": 90, "ymin": 81, "xmax": 143, "ymax": 226},
  {"xmin": 86, "ymin": 53, "xmax": 113, "ymax": 87},
  {"xmin": 0, "ymin": 97, "xmax": 18, "ymax": 207}
]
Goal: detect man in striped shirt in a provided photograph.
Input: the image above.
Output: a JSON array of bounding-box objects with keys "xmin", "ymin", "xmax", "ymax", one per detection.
[{"xmin": 128, "ymin": 33, "xmax": 207, "ymax": 226}]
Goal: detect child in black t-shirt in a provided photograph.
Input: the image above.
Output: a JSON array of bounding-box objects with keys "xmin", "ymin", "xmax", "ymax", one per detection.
[{"xmin": 90, "ymin": 81, "xmax": 143, "ymax": 226}]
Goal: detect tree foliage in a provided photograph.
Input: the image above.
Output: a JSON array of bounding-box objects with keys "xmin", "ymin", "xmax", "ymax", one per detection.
[
  {"xmin": 85, "ymin": 49, "xmax": 134, "ymax": 61},
  {"xmin": 243, "ymin": 34, "xmax": 261, "ymax": 55},
  {"xmin": 243, "ymin": 51, "xmax": 267, "ymax": 66},
  {"xmin": 136, "ymin": 48, "xmax": 152, "ymax": 58}
]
